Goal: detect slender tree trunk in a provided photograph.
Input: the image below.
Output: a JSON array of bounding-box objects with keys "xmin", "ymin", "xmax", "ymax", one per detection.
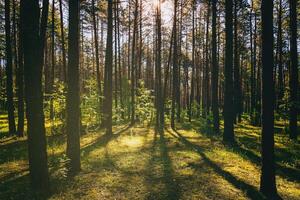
[
  {"xmin": 116, "ymin": 0, "xmax": 124, "ymax": 118},
  {"xmin": 188, "ymin": 0, "xmax": 196, "ymax": 122},
  {"xmin": 176, "ymin": 0, "xmax": 183, "ymax": 122},
  {"xmin": 223, "ymin": 0, "xmax": 234, "ymax": 143},
  {"xmin": 5, "ymin": 0, "xmax": 16, "ymax": 136},
  {"xmin": 171, "ymin": 0, "xmax": 178, "ymax": 129},
  {"xmin": 114, "ymin": 2, "xmax": 118, "ymax": 109},
  {"xmin": 211, "ymin": 0, "xmax": 219, "ymax": 134},
  {"xmin": 289, "ymin": 0, "xmax": 298, "ymax": 140},
  {"xmin": 23, "ymin": 0, "xmax": 50, "ymax": 192},
  {"xmin": 66, "ymin": 0, "xmax": 81, "ymax": 175},
  {"xmin": 138, "ymin": 0, "xmax": 143, "ymax": 80},
  {"xmin": 155, "ymin": 1, "xmax": 163, "ymax": 131},
  {"xmin": 17, "ymin": 0, "xmax": 24, "ymax": 137},
  {"xmin": 59, "ymin": 0, "xmax": 67, "ymax": 81},
  {"xmin": 103, "ymin": 0, "xmax": 113, "ymax": 134},
  {"xmin": 276, "ymin": 0, "xmax": 283, "ymax": 106},
  {"xmin": 92, "ymin": 0, "xmax": 102, "ymax": 117},
  {"xmin": 127, "ymin": 0, "xmax": 131, "ymax": 80},
  {"xmin": 50, "ymin": 0, "xmax": 55, "ymax": 122},
  {"xmin": 130, "ymin": 0, "xmax": 138, "ymax": 125},
  {"xmin": 233, "ymin": 0, "xmax": 241, "ymax": 123},
  {"xmin": 162, "ymin": 23, "xmax": 174, "ymax": 123}
]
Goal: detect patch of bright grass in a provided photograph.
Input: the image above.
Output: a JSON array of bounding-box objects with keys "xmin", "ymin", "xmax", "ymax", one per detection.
[{"xmin": 0, "ymin": 117, "xmax": 299, "ymax": 200}]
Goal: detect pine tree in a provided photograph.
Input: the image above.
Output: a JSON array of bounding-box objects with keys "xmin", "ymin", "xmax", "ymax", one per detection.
[{"xmin": 66, "ymin": 0, "xmax": 81, "ymax": 175}]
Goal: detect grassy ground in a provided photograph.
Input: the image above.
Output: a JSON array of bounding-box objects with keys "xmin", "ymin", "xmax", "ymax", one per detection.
[{"xmin": 0, "ymin": 116, "xmax": 299, "ymax": 200}]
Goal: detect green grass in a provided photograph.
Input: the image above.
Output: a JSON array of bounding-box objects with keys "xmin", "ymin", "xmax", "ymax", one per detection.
[{"xmin": 0, "ymin": 116, "xmax": 299, "ymax": 200}]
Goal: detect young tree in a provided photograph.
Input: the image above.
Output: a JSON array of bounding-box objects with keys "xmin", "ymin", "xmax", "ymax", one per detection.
[
  {"xmin": 211, "ymin": 0, "xmax": 220, "ymax": 134},
  {"xmin": 103, "ymin": 0, "xmax": 113, "ymax": 134},
  {"xmin": 66, "ymin": 0, "xmax": 81, "ymax": 175},
  {"xmin": 223, "ymin": 0, "xmax": 234, "ymax": 143},
  {"xmin": 5, "ymin": 0, "xmax": 16, "ymax": 135},
  {"xmin": 288, "ymin": 0, "xmax": 298, "ymax": 140},
  {"xmin": 260, "ymin": 0, "xmax": 278, "ymax": 198},
  {"xmin": 22, "ymin": 0, "xmax": 49, "ymax": 192}
]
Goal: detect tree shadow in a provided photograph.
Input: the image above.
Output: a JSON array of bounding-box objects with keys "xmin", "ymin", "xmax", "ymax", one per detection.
[
  {"xmin": 145, "ymin": 129, "xmax": 181, "ymax": 200},
  {"xmin": 0, "ymin": 125, "xmax": 131, "ymax": 200},
  {"xmin": 0, "ymin": 139, "xmax": 28, "ymax": 165},
  {"xmin": 190, "ymin": 120, "xmax": 300, "ymax": 183},
  {"xmin": 167, "ymin": 129, "xmax": 266, "ymax": 200},
  {"xmin": 81, "ymin": 125, "xmax": 131, "ymax": 156},
  {"xmin": 230, "ymin": 143, "xmax": 300, "ymax": 183}
]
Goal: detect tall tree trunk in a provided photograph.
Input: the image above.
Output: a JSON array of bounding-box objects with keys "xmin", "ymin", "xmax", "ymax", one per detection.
[
  {"xmin": 276, "ymin": 0, "xmax": 283, "ymax": 106},
  {"xmin": 138, "ymin": 0, "xmax": 143, "ymax": 80},
  {"xmin": 155, "ymin": 0, "xmax": 163, "ymax": 131},
  {"xmin": 114, "ymin": 2, "xmax": 118, "ymax": 109},
  {"xmin": 50, "ymin": 0, "xmax": 55, "ymax": 121},
  {"xmin": 223, "ymin": 0, "xmax": 234, "ymax": 143},
  {"xmin": 17, "ymin": 0, "xmax": 24, "ymax": 137},
  {"xmin": 188, "ymin": 0, "xmax": 196, "ymax": 122},
  {"xmin": 127, "ymin": 0, "xmax": 131, "ymax": 80},
  {"xmin": 233, "ymin": 0, "xmax": 241, "ymax": 123},
  {"xmin": 162, "ymin": 23, "xmax": 174, "ymax": 123},
  {"xmin": 116, "ymin": 1, "xmax": 124, "ymax": 118},
  {"xmin": 91, "ymin": 0, "xmax": 102, "ymax": 117},
  {"xmin": 58, "ymin": 0, "xmax": 67, "ymax": 81},
  {"xmin": 211, "ymin": 0, "xmax": 219, "ymax": 134},
  {"xmin": 66, "ymin": 0, "xmax": 81, "ymax": 175},
  {"xmin": 130, "ymin": 0, "xmax": 138, "ymax": 125},
  {"xmin": 103, "ymin": 0, "xmax": 113, "ymax": 134},
  {"xmin": 289, "ymin": 0, "xmax": 298, "ymax": 140},
  {"xmin": 5, "ymin": 0, "xmax": 16, "ymax": 136},
  {"xmin": 22, "ymin": 0, "xmax": 49, "ymax": 192},
  {"xmin": 260, "ymin": 0, "xmax": 278, "ymax": 198},
  {"xmin": 171, "ymin": 0, "xmax": 178, "ymax": 129}
]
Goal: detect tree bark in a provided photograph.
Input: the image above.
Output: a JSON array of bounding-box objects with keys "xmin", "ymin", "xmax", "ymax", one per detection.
[
  {"xmin": 103, "ymin": 0, "xmax": 113, "ymax": 134},
  {"xmin": 58, "ymin": 0, "xmax": 67, "ymax": 81},
  {"xmin": 23, "ymin": 0, "xmax": 50, "ymax": 192},
  {"xmin": 17, "ymin": 0, "xmax": 24, "ymax": 137},
  {"xmin": 66, "ymin": 0, "xmax": 81, "ymax": 175},
  {"xmin": 260, "ymin": 0, "xmax": 278, "ymax": 197},
  {"xmin": 288, "ymin": 0, "xmax": 298, "ymax": 140},
  {"xmin": 171, "ymin": 0, "xmax": 178, "ymax": 129},
  {"xmin": 5, "ymin": 0, "xmax": 16, "ymax": 136},
  {"xmin": 223, "ymin": 0, "xmax": 234, "ymax": 143},
  {"xmin": 211, "ymin": 0, "xmax": 220, "ymax": 134}
]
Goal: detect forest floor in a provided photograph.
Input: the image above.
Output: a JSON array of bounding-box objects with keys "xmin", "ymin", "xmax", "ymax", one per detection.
[{"xmin": 0, "ymin": 116, "xmax": 300, "ymax": 200}]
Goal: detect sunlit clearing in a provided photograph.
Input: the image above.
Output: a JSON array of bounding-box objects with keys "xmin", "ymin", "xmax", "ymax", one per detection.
[{"xmin": 120, "ymin": 136, "xmax": 143, "ymax": 148}]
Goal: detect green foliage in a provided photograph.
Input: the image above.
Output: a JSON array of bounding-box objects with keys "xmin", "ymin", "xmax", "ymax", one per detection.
[
  {"xmin": 136, "ymin": 80, "xmax": 154, "ymax": 125},
  {"xmin": 81, "ymin": 77, "xmax": 102, "ymax": 129}
]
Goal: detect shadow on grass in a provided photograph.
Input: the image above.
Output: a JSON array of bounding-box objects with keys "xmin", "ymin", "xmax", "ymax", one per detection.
[
  {"xmin": 0, "ymin": 125, "xmax": 131, "ymax": 200},
  {"xmin": 167, "ymin": 129, "xmax": 265, "ymax": 200},
  {"xmin": 81, "ymin": 125, "xmax": 131, "ymax": 156},
  {"xmin": 189, "ymin": 119, "xmax": 300, "ymax": 183},
  {"xmin": 0, "ymin": 139, "xmax": 28, "ymax": 165},
  {"xmin": 145, "ymin": 130, "xmax": 181, "ymax": 200}
]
